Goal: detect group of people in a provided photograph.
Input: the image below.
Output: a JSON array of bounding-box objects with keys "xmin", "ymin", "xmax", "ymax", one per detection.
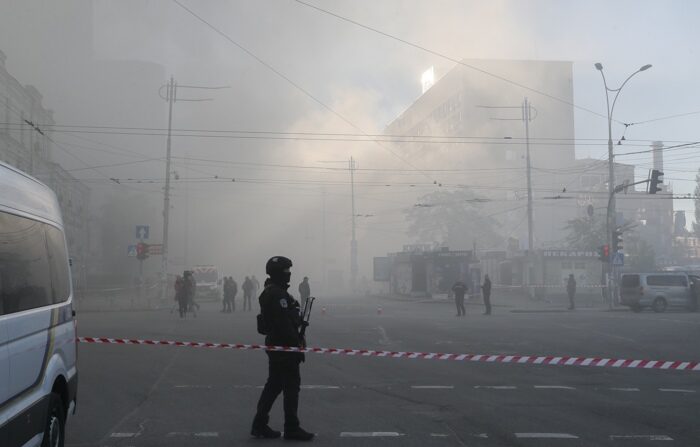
[
  {"xmin": 221, "ymin": 275, "xmax": 260, "ymax": 313},
  {"xmin": 451, "ymin": 274, "xmax": 492, "ymax": 317},
  {"xmin": 174, "ymin": 270, "xmax": 199, "ymax": 318}
]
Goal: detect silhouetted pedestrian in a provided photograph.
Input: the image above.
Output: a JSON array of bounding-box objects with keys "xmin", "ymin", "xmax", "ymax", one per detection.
[
  {"xmin": 452, "ymin": 280, "xmax": 468, "ymax": 317},
  {"xmin": 567, "ymin": 274, "xmax": 577, "ymax": 310},
  {"xmin": 482, "ymin": 274, "xmax": 492, "ymax": 315}
]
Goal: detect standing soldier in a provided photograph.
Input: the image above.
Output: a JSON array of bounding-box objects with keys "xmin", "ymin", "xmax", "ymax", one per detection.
[
  {"xmin": 298, "ymin": 277, "xmax": 311, "ymax": 309},
  {"xmin": 567, "ymin": 274, "xmax": 577, "ymax": 310},
  {"xmin": 481, "ymin": 274, "xmax": 492, "ymax": 315},
  {"xmin": 251, "ymin": 256, "xmax": 314, "ymax": 441},
  {"xmin": 452, "ymin": 279, "xmax": 468, "ymax": 317},
  {"xmin": 243, "ymin": 276, "xmax": 253, "ymax": 311}
]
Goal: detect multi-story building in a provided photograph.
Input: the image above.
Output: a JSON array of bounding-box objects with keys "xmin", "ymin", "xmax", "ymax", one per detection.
[
  {"xmin": 385, "ymin": 59, "xmax": 577, "ymax": 249},
  {"xmin": 0, "ymin": 49, "xmax": 90, "ymax": 288}
]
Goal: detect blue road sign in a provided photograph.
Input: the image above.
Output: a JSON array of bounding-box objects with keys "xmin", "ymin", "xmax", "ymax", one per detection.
[
  {"xmin": 136, "ymin": 225, "xmax": 150, "ymax": 240},
  {"xmin": 127, "ymin": 245, "xmax": 137, "ymax": 257},
  {"xmin": 612, "ymin": 252, "xmax": 624, "ymax": 266}
]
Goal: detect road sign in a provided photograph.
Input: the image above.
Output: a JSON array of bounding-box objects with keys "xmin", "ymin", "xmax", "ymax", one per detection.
[
  {"xmin": 612, "ymin": 252, "xmax": 624, "ymax": 266},
  {"xmin": 148, "ymin": 244, "xmax": 163, "ymax": 255},
  {"xmin": 127, "ymin": 245, "xmax": 137, "ymax": 257},
  {"xmin": 136, "ymin": 225, "xmax": 150, "ymax": 240}
]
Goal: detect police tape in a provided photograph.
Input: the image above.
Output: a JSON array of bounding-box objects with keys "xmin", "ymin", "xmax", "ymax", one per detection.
[
  {"xmin": 494, "ymin": 284, "xmax": 605, "ymax": 289},
  {"xmin": 77, "ymin": 337, "xmax": 700, "ymax": 372}
]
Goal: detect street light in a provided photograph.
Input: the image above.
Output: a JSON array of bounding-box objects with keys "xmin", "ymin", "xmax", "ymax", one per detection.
[{"xmin": 594, "ymin": 62, "xmax": 651, "ymax": 307}]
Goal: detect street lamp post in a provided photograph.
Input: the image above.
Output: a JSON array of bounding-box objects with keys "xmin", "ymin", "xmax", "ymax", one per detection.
[{"xmin": 594, "ymin": 63, "xmax": 651, "ymax": 306}]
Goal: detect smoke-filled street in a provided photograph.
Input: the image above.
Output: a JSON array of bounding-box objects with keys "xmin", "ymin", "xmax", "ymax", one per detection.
[{"xmin": 68, "ymin": 294, "xmax": 700, "ymax": 446}]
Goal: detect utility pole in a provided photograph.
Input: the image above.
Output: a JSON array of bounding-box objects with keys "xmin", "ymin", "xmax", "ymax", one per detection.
[
  {"xmin": 161, "ymin": 76, "xmax": 175, "ymax": 302},
  {"xmin": 322, "ymin": 187, "xmax": 327, "ymax": 295},
  {"xmin": 349, "ymin": 156, "xmax": 358, "ymax": 294},
  {"xmin": 522, "ymin": 98, "xmax": 534, "ymax": 251},
  {"xmin": 158, "ymin": 78, "xmax": 229, "ymax": 301}
]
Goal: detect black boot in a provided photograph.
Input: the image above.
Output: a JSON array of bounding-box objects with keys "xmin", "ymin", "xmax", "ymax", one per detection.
[
  {"xmin": 251, "ymin": 413, "xmax": 281, "ymax": 439},
  {"xmin": 284, "ymin": 427, "xmax": 315, "ymax": 441}
]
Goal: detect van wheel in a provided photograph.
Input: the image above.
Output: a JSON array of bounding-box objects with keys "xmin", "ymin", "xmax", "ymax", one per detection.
[
  {"xmin": 41, "ymin": 393, "xmax": 65, "ymax": 447},
  {"xmin": 652, "ymin": 297, "xmax": 667, "ymax": 313}
]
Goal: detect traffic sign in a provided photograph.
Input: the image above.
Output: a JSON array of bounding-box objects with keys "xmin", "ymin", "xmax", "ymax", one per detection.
[
  {"xmin": 136, "ymin": 225, "xmax": 150, "ymax": 240},
  {"xmin": 612, "ymin": 252, "xmax": 624, "ymax": 266},
  {"xmin": 127, "ymin": 245, "xmax": 137, "ymax": 257}
]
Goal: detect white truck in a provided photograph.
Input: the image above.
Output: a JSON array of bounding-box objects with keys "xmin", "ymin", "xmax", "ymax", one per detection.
[{"xmin": 192, "ymin": 265, "xmax": 222, "ymax": 301}]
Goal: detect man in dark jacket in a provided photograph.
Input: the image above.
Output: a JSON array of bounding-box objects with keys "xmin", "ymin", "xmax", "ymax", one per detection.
[
  {"xmin": 298, "ymin": 276, "xmax": 311, "ymax": 309},
  {"xmin": 567, "ymin": 274, "xmax": 577, "ymax": 310},
  {"xmin": 242, "ymin": 276, "xmax": 253, "ymax": 311},
  {"xmin": 482, "ymin": 274, "xmax": 492, "ymax": 315},
  {"xmin": 452, "ymin": 280, "xmax": 468, "ymax": 316},
  {"xmin": 251, "ymin": 256, "xmax": 314, "ymax": 441}
]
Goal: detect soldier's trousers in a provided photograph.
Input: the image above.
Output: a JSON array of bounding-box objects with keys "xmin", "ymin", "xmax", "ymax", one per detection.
[{"xmin": 253, "ymin": 353, "xmax": 301, "ymax": 430}]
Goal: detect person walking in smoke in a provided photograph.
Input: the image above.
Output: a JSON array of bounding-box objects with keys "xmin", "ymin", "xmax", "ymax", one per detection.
[
  {"xmin": 229, "ymin": 276, "xmax": 238, "ymax": 312},
  {"xmin": 184, "ymin": 270, "xmax": 198, "ymax": 317},
  {"xmin": 174, "ymin": 275, "xmax": 188, "ymax": 318},
  {"xmin": 251, "ymin": 256, "xmax": 314, "ymax": 441},
  {"xmin": 482, "ymin": 274, "xmax": 492, "ymax": 315},
  {"xmin": 567, "ymin": 273, "xmax": 577, "ymax": 310},
  {"xmin": 222, "ymin": 277, "xmax": 231, "ymax": 313},
  {"xmin": 243, "ymin": 276, "xmax": 254, "ymax": 311},
  {"xmin": 298, "ymin": 276, "xmax": 311, "ymax": 310},
  {"xmin": 452, "ymin": 279, "xmax": 468, "ymax": 317}
]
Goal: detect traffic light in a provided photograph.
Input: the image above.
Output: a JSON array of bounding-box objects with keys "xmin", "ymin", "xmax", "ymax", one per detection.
[
  {"xmin": 612, "ymin": 230, "xmax": 623, "ymax": 252},
  {"xmin": 136, "ymin": 242, "xmax": 149, "ymax": 260},
  {"xmin": 598, "ymin": 244, "xmax": 609, "ymax": 262},
  {"xmin": 649, "ymin": 169, "xmax": 664, "ymax": 194}
]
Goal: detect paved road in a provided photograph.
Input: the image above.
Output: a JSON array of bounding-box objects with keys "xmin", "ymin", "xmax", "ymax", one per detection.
[{"xmin": 67, "ymin": 294, "xmax": 700, "ymax": 446}]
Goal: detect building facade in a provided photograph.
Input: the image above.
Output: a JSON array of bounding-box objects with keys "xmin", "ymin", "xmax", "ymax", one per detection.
[
  {"xmin": 385, "ymin": 59, "xmax": 577, "ymax": 249},
  {"xmin": 0, "ymin": 49, "xmax": 89, "ymax": 290}
]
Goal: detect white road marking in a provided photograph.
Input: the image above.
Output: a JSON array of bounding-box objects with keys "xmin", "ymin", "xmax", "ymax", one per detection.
[
  {"xmin": 110, "ymin": 433, "xmax": 137, "ymax": 438},
  {"xmin": 174, "ymin": 385, "xmax": 211, "ymax": 389},
  {"xmin": 659, "ymin": 388, "xmax": 696, "ymax": 393},
  {"xmin": 411, "ymin": 385, "xmax": 455, "ymax": 389},
  {"xmin": 515, "ymin": 433, "xmax": 579, "ymax": 439},
  {"xmin": 340, "ymin": 432, "xmax": 404, "ymax": 437},
  {"xmin": 195, "ymin": 432, "xmax": 219, "ymax": 437},
  {"xmin": 534, "ymin": 385, "xmax": 576, "ymax": 390},
  {"xmin": 302, "ymin": 385, "xmax": 341, "ymax": 389},
  {"xmin": 472, "ymin": 433, "xmax": 489, "ymax": 438},
  {"xmin": 474, "ymin": 385, "xmax": 517, "ymax": 389},
  {"xmin": 167, "ymin": 432, "xmax": 219, "ymax": 437},
  {"xmin": 430, "ymin": 433, "xmax": 449, "ymax": 437},
  {"xmin": 610, "ymin": 435, "xmax": 673, "ymax": 441},
  {"xmin": 609, "ymin": 387, "xmax": 640, "ymax": 392}
]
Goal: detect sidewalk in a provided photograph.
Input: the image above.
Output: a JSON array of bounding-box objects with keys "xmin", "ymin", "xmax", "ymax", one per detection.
[{"xmin": 376, "ymin": 290, "xmax": 627, "ymax": 313}]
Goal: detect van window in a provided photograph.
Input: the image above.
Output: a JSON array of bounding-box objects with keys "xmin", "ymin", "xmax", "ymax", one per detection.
[
  {"xmin": 647, "ymin": 275, "xmax": 688, "ymax": 287},
  {"xmin": 621, "ymin": 275, "xmax": 640, "ymax": 287},
  {"xmin": 45, "ymin": 225, "xmax": 71, "ymax": 303},
  {"xmin": 0, "ymin": 211, "xmax": 52, "ymax": 314}
]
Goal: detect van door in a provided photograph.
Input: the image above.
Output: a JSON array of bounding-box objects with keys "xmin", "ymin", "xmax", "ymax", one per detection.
[{"xmin": 0, "ymin": 211, "xmax": 54, "ymax": 399}]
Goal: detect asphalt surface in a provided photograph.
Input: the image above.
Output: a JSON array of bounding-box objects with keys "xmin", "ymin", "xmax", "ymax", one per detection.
[{"xmin": 66, "ymin": 293, "xmax": 700, "ymax": 446}]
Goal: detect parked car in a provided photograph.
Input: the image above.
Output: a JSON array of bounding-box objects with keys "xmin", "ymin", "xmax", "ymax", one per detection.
[
  {"xmin": 0, "ymin": 161, "xmax": 78, "ymax": 447},
  {"xmin": 620, "ymin": 272, "xmax": 699, "ymax": 313}
]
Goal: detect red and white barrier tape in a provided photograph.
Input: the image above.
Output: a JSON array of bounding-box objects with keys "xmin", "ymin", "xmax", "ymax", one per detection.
[{"xmin": 78, "ymin": 337, "xmax": 700, "ymax": 372}]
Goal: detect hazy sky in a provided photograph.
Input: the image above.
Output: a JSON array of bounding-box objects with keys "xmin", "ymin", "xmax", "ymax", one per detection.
[{"xmin": 1, "ymin": 0, "xmax": 698, "ymax": 283}]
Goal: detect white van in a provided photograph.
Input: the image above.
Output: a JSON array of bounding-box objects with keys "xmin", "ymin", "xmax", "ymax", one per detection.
[{"xmin": 0, "ymin": 162, "xmax": 77, "ymax": 447}]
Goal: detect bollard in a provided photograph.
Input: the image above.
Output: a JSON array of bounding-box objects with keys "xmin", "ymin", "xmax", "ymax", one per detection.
[
  {"xmin": 377, "ymin": 307, "xmax": 383, "ymax": 315},
  {"xmin": 321, "ymin": 306, "xmax": 326, "ymax": 316}
]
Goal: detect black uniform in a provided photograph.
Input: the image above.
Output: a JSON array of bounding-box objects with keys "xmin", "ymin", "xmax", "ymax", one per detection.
[{"xmin": 253, "ymin": 283, "xmax": 304, "ymax": 431}]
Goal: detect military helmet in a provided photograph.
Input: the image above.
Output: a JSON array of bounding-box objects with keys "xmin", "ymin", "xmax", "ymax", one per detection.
[{"xmin": 266, "ymin": 256, "xmax": 293, "ymax": 275}]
